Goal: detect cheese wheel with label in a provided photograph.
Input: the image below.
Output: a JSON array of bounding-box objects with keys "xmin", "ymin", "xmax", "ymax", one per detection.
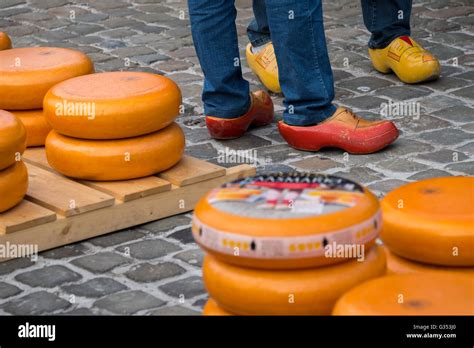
[
  {"xmin": 202, "ymin": 299, "xmax": 233, "ymax": 316},
  {"xmin": 381, "ymin": 177, "xmax": 474, "ymax": 266},
  {"xmin": 0, "ymin": 47, "xmax": 94, "ymax": 110},
  {"xmin": 45, "ymin": 123, "xmax": 185, "ymax": 181},
  {"xmin": 0, "ymin": 110, "xmax": 27, "ymax": 170},
  {"xmin": 44, "ymin": 71, "xmax": 182, "ymax": 139},
  {"xmin": 11, "ymin": 110, "xmax": 51, "ymax": 147},
  {"xmin": 333, "ymin": 273, "xmax": 474, "ymax": 315},
  {"xmin": 194, "ymin": 173, "xmax": 381, "ymax": 269},
  {"xmin": 203, "ymin": 246, "xmax": 386, "ymax": 315},
  {"xmin": 383, "ymin": 246, "xmax": 474, "ymax": 276},
  {"xmin": 0, "ymin": 32, "xmax": 12, "ymax": 50},
  {"xmin": 0, "ymin": 161, "xmax": 28, "ymax": 213}
]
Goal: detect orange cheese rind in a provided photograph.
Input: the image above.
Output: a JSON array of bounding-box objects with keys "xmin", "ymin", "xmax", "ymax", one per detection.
[
  {"xmin": 203, "ymin": 246, "xmax": 386, "ymax": 315},
  {"xmin": 381, "ymin": 176, "xmax": 474, "ymax": 266},
  {"xmin": 0, "ymin": 47, "xmax": 94, "ymax": 110},
  {"xmin": 44, "ymin": 71, "xmax": 182, "ymax": 140},
  {"xmin": 45, "ymin": 123, "xmax": 185, "ymax": 181}
]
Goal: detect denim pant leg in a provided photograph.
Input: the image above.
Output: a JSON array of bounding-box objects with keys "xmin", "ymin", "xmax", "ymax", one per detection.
[
  {"xmin": 247, "ymin": 0, "xmax": 272, "ymax": 47},
  {"xmin": 362, "ymin": 0, "xmax": 412, "ymax": 49},
  {"xmin": 188, "ymin": 0, "xmax": 250, "ymax": 119},
  {"xmin": 265, "ymin": 0, "xmax": 337, "ymax": 126}
]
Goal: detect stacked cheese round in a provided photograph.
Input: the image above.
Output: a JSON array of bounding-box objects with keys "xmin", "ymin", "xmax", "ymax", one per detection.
[
  {"xmin": 194, "ymin": 173, "xmax": 387, "ymax": 315},
  {"xmin": 381, "ymin": 177, "xmax": 474, "ymax": 275},
  {"xmin": 44, "ymin": 71, "xmax": 184, "ymax": 181},
  {"xmin": 0, "ymin": 110, "xmax": 28, "ymax": 213},
  {"xmin": 0, "ymin": 46, "xmax": 94, "ymax": 146}
]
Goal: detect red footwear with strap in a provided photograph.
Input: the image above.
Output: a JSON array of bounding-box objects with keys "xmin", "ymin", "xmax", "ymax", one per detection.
[
  {"xmin": 206, "ymin": 90, "xmax": 274, "ymax": 140},
  {"xmin": 278, "ymin": 107, "xmax": 399, "ymax": 154}
]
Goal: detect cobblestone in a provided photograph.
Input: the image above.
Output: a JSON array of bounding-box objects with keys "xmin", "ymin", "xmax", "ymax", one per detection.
[
  {"xmin": 15, "ymin": 265, "xmax": 82, "ymax": 288},
  {"xmin": 0, "ymin": 0, "xmax": 472, "ymax": 316}
]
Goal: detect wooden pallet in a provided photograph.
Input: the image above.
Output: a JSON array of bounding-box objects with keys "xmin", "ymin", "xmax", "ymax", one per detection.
[{"xmin": 0, "ymin": 148, "xmax": 255, "ymax": 262}]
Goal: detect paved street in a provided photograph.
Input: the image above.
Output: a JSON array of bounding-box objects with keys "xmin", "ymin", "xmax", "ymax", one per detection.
[{"xmin": 0, "ymin": 0, "xmax": 472, "ymax": 315}]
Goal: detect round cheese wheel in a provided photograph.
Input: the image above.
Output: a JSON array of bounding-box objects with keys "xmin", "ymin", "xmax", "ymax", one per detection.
[
  {"xmin": 44, "ymin": 71, "xmax": 182, "ymax": 140},
  {"xmin": 11, "ymin": 110, "xmax": 51, "ymax": 147},
  {"xmin": 0, "ymin": 110, "xmax": 27, "ymax": 170},
  {"xmin": 0, "ymin": 32, "xmax": 12, "ymax": 50},
  {"xmin": 193, "ymin": 173, "xmax": 381, "ymax": 269},
  {"xmin": 0, "ymin": 161, "xmax": 28, "ymax": 213},
  {"xmin": 0, "ymin": 47, "xmax": 93, "ymax": 110},
  {"xmin": 45, "ymin": 123, "xmax": 185, "ymax": 181},
  {"xmin": 381, "ymin": 177, "xmax": 474, "ymax": 266},
  {"xmin": 203, "ymin": 246, "xmax": 386, "ymax": 315},
  {"xmin": 203, "ymin": 299, "xmax": 233, "ymax": 316},
  {"xmin": 333, "ymin": 273, "xmax": 474, "ymax": 315},
  {"xmin": 383, "ymin": 246, "xmax": 474, "ymax": 276}
]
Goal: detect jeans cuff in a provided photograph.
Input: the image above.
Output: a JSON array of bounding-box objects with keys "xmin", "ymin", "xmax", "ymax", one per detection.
[
  {"xmin": 204, "ymin": 97, "xmax": 251, "ymax": 119},
  {"xmin": 368, "ymin": 30, "xmax": 411, "ymax": 49},
  {"xmin": 250, "ymin": 36, "xmax": 271, "ymax": 48},
  {"xmin": 283, "ymin": 104, "xmax": 337, "ymax": 126}
]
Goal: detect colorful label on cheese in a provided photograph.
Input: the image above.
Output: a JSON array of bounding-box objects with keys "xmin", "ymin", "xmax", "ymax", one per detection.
[
  {"xmin": 207, "ymin": 173, "xmax": 365, "ymax": 219},
  {"xmin": 193, "ymin": 210, "xmax": 381, "ymax": 259}
]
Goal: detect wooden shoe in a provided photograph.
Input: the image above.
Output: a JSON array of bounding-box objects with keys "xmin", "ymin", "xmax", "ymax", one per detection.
[
  {"xmin": 206, "ymin": 90, "xmax": 274, "ymax": 140},
  {"xmin": 278, "ymin": 107, "xmax": 399, "ymax": 154},
  {"xmin": 246, "ymin": 43, "xmax": 281, "ymax": 93},
  {"xmin": 369, "ymin": 36, "xmax": 440, "ymax": 84}
]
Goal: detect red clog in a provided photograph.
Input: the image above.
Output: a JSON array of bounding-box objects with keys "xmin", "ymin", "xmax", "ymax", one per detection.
[
  {"xmin": 206, "ymin": 90, "xmax": 274, "ymax": 139},
  {"xmin": 278, "ymin": 107, "xmax": 399, "ymax": 154}
]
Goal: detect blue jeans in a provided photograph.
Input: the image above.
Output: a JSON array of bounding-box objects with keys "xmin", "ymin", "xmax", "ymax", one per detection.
[
  {"xmin": 249, "ymin": 0, "xmax": 412, "ymax": 49},
  {"xmin": 189, "ymin": 0, "xmax": 337, "ymax": 126}
]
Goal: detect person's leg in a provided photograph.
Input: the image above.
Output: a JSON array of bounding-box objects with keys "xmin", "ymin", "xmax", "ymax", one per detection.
[
  {"xmin": 188, "ymin": 0, "xmax": 250, "ymax": 119},
  {"xmin": 362, "ymin": 0, "xmax": 440, "ymax": 84},
  {"xmin": 361, "ymin": 0, "xmax": 412, "ymax": 49},
  {"xmin": 265, "ymin": 0, "xmax": 336, "ymax": 126},
  {"xmin": 247, "ymin": 0, "xmax": 271, "ymax": 49}
]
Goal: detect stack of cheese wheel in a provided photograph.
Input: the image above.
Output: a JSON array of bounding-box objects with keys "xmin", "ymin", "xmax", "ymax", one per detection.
[
  {"xmin": 381, "ymin": 176, "xmax": 474, "ymax": 276},
  {"xmin": 0, "ymin": 110, "xmax": 28, "ymax": 213},
  {"xmin": 333, "ymin": 273, "xmax": 474, "ymax": 315},
  {"xmin": 193, "ymin": 173, "xmax": 387, "ymax": 315},
  {"xmin": 44, "ymin": 71, "xmax": 185, "ymax": 181},
  {"xmin": 0, "ymin": 46, "xmax": 94, "ymax": 147}
]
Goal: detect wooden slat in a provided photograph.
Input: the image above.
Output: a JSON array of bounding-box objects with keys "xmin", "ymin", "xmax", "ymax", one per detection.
[
  {"xmin": 0, "ymin": 200, "xmax": 57, "ymax": 234},
  {"xmin": 0, "ymin": 163, "xmax": 256, "ymax": 261},
  {"xmin": 25, "ymin": 163, "xmax": 115, "ymax": 217},
  {"xmin": 23, "ymin": 148, "xmax": 172, "ymax": 202},
  {"xmin": 23, "ymin": 147, "xmax": 49, "ymax": 169},
  {"xmin": 159, "ymin": 155, "xmax": 226, "ymax": 186},
  {"xmin": 83, "ymin": 177, "xmax": 172, "ymax": 202}
]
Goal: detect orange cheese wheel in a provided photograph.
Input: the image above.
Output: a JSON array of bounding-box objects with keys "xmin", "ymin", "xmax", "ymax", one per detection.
[
  {"xmin": 44, "ymin": 71, "xmax": 182, "ymax": 140},
  {"xmin": 194, "ymin": 173, "xmax": 381, "ymax": 269},
  {"xmin": 383, "ymin": 246, "xmax": 474, "ymax": 276},
  {"xmin": 333, "ymin": 273, "xmax": 474, "ymax": 315},
  {"xmin": 45, "ymin": 123, "xmax": 185, "ymax": 181},
  {"xmin": 11, "ymin": 110, "xmax": 51, "ymax": 147},
  {"xmin": 202, "ymin": 299, "xmax": 233, "ymax": 316},
  {"xmin": 0, "ymin": 47, "xmax": 93, "ymax": 110},
  {"xmin": 0, "ymin": 110, "xmax": 27, "ymax": 170},
  {"xmin": 203, "ymin": 246, "xmax": 386, "ymax": 315},
  {"xmin": 0, "ymin": 32, "xmax": 12, "ymax": 50},
  {"xmin": 381, "ymin": 177, "xmax": 474, "ymax": 266},
  {"xmin": 0, "ymin": 161, "xmax": 28, "ymax": 213}
]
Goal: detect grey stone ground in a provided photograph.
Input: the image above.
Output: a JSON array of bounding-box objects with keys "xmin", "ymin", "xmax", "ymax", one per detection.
[{"xmin": 0, "ymin": 0, "xmax": 472, "ymax": 315}]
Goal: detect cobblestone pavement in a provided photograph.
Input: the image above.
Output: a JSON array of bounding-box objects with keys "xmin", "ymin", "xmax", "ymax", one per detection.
[{"xmin": 0, "ymin": 0, "xmax": 472, "ymax": 315}]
